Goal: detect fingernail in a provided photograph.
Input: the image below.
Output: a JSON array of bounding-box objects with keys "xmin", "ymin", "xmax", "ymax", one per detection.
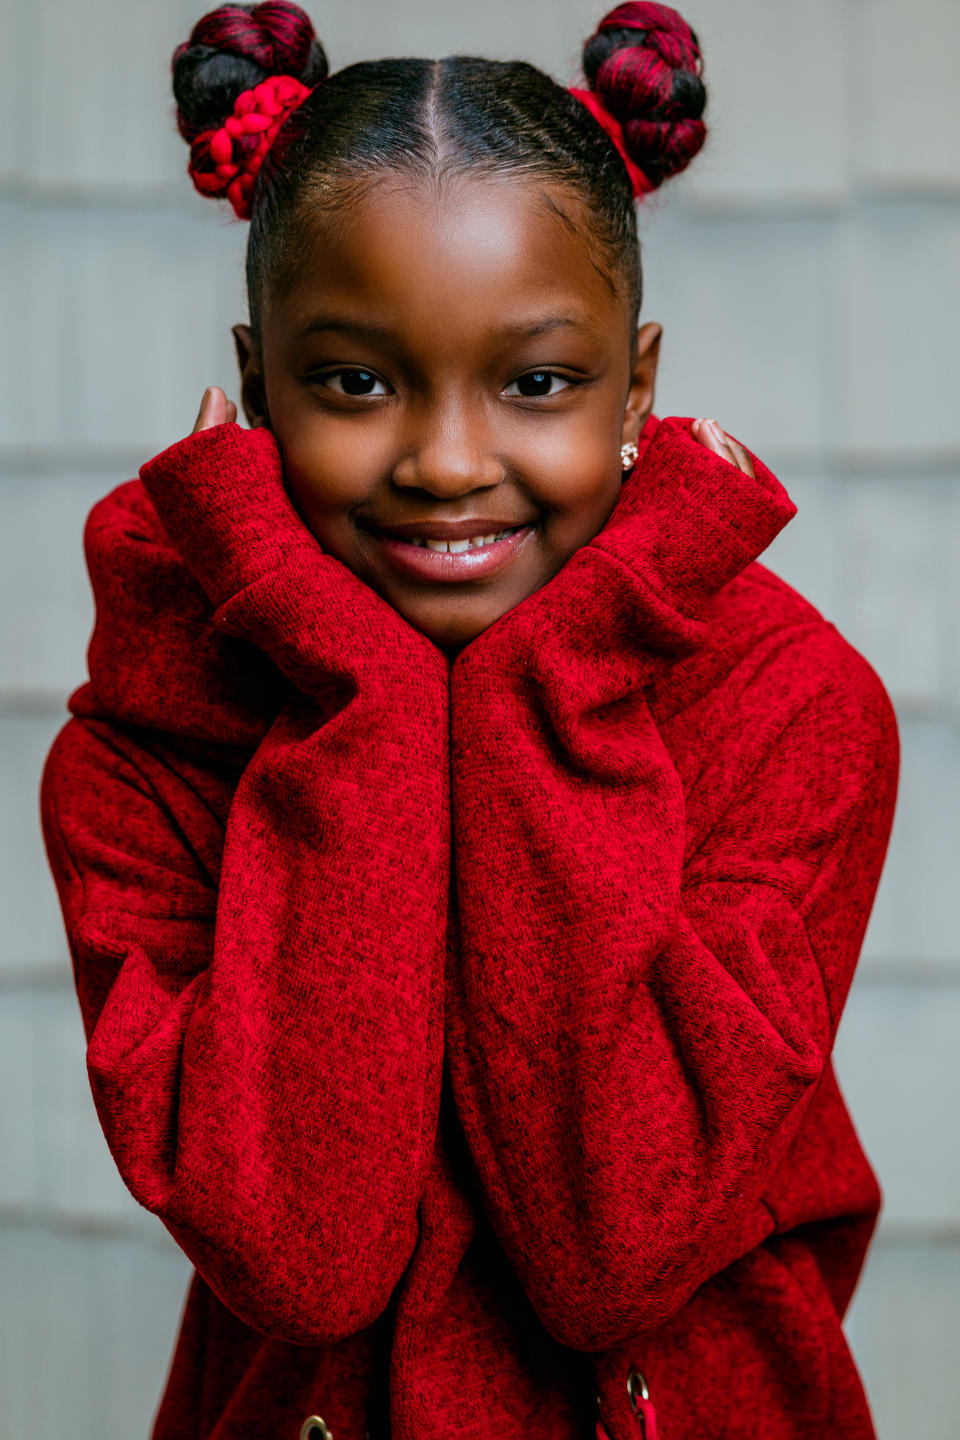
[{"xmin": 707, "ymin": 419, "xmax": 726, "ymax": 445}]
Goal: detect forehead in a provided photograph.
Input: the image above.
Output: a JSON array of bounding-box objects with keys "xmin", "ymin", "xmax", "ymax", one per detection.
[{"xmin": 264, "ymin": 174, "xmax": 630, "ymax": 354}]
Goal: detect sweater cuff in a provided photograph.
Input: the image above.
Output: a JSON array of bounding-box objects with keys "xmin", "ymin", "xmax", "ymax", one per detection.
[
  {"xmin": 589, "ymin": 415, "xmax": 797, "ymax": 630},
  {"xmin": 462, "ymin": 416, "xmax": 797, "ymax": 669},
  {"xmin": 138, "ymin": 422, "xmax": 317, "ymax": 612},
  {"xmin": 139, "ymin": 422, "xmax": 447, "ymax": 694}
]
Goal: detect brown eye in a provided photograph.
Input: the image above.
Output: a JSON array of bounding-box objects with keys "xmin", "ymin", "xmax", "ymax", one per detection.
[
  {"xmin": 505, "ymin": 371, "xmax": 571, "ymax": 398},
  {"xmin": 321, "ymin": 369, "xmax": 388, "ymax": 397}
]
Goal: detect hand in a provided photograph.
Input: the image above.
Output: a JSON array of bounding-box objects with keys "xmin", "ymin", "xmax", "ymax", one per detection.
[
  {"xmin": 457, "ymin": 415, "xmax": 790, "ymax": 681},
  {"xmin": 194, "ymin": 385, "xmax": 238, "ymax": 433},
  {"xmin": 140, "ymin": 390, "xmax": 301, "ymax": 612},
  {"xmin": 691, "ymin": 417, "xmax": 755, "ymax": 478},
  {"xmin": 141, "ymin": 388, "xmax": 448, "ymax": 691}
]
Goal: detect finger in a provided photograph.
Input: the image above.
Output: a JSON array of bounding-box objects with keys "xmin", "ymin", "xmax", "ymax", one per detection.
[
  {"xmin": 723, "ymin": 433, "xmax": 755, "ymax": 478},
  {"xmin": 192, "ymin": 386, "xmax": 232, "ymax": 435},
  {"xmin": 193, "ymin": 387, "xmax": 215, "ymax": 434},
  {"xmin": 692, "ymin": 416, "xmax": 734, "ymax": 462},
  {"xmin": 694, "ymin": 418, "xmax": 755, "ymax": 478}
]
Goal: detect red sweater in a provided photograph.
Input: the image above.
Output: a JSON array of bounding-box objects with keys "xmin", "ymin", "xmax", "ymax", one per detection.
[{"xmin": 39, "ymin": 414, "xmax": 899, "ymax": 1440}]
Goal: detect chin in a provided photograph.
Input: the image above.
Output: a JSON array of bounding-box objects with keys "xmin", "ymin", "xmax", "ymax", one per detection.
[{"xmin": 406, "ymin": 601, "xmax": 504, "ymax": 656}]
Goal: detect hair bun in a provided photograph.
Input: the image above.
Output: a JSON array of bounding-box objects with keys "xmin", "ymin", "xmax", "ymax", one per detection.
[
  {"xmin": 172, "ymin": 1, "xmax": 328, "ymax": 145},
  {"xmin": 582, "ymin": 2, "xmax": 706, "ymax": 190}
]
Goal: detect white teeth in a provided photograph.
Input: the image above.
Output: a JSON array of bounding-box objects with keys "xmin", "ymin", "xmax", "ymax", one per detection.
[{"xmin": 406, "ymin": 527, "xmax": 520, "ymax": 552}]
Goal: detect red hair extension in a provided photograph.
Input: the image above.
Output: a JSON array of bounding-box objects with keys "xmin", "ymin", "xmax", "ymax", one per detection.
[
  {"xmin": 173, "ymin": 1, "xmax": 318, "ymax": 143},
  {"xmin": 582, "ymin": 1, "xmax": 706, "ymax": 194},
  {"xmin": 597, "ymin": 2, "xmax": 701, "ymax": 74},
  {"xmin": 567, "ymin": 88, "xmax": 655, "ymax": 198},
  {"xmin": 187, "ymin": 74, "xmax": 314, "ymax": 219}
]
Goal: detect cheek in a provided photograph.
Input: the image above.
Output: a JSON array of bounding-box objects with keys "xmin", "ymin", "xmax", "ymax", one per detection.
[
  {"xmin": 550, "ymin": 470, "xmax": 623, "ymax": 558},
  {"xmin": 519, "ymin": 391, "xmax": 623, "ymax": 494},
  {"xmin": 528, "ymin": 428, "xmax": 623, "ymax": 551},
  {"xmin": 272, "ymin": 412, "xmax": 381, "ymax": 532},
  {"xmin": 263, "ymin": 373, "xmax": 379, "ymax": 508}
]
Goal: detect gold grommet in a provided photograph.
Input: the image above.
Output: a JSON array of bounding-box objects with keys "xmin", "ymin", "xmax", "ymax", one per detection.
[
  {"xmin": 626, "ymin": 1368, "xmax": 649, "ymax": 1411},
  {"xmin": 299, "ymin": 1418, "xmax": 333, "ymax": 1440}
]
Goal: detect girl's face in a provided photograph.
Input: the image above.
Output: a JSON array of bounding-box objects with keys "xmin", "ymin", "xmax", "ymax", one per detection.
[{"xmin": 233, "ymin": 174, "xmax": 661, "ymax": 654}]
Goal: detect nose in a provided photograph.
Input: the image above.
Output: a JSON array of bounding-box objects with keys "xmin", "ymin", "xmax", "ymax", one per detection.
[{"xmin": 391, "ymin": 399, "xmax": 505, "ymax": 498}]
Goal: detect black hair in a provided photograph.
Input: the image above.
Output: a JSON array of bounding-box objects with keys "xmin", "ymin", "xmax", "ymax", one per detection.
[{"xmin": 172, "ymin": 2, "xmax": 707, "ymax": 354}]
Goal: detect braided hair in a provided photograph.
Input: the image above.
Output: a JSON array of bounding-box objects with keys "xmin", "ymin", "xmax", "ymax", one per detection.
[{"xmin": 172, "ymin": 2, "xmax": 707, "ymax": 353}]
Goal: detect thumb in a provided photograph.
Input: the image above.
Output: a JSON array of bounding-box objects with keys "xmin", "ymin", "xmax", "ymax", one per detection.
[
  {"xmin": 193, "ymin": 386, "xmax": 237, "ymax": 434},
  {"xmin": 691, "ymin": 417, "xmax": 755, "ymax": 478}
]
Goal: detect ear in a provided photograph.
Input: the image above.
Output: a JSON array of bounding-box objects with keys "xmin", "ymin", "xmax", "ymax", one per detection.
[
  {"xmin": 231, "ymin": 324, "xmax": 271, "ymax": 429},
  {"xmin": 621, "ymin": 321, "xmax": 662, "ymax": 447}
]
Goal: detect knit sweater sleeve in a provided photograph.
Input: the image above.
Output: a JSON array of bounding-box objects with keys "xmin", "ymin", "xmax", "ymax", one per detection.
[
  {"xmin": 39, "ymin": 423, "xmax": 450, "ymax": 1347},
  {"xmin": 444, "ymin": 416, "xmax": 900, "ymax": 1352}
]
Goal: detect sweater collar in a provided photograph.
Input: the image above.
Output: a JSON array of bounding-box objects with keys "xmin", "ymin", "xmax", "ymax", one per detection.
[
  {"xmin": 614, "ymin": 413, "xmax": 795, "ymax": 591},
  {"xmin": 454, "ymin": 414, "xmax": 797, "ymax": 667},
  {"xmin": 71, "ymin": 415, "xmax": 796, "ymax": 738},
  {"xmin": 587, "ymin": 413, "xmax": 797, "ymax": 652}
]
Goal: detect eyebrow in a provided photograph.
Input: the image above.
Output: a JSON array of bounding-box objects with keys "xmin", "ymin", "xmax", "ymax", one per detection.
[
  {"xmin": 294, "ymin": 312, "xmax": 595, "ymax": 342},
  {"xmin": 501, "ymin": 315, "xmax": 595, "ymax": 339}
]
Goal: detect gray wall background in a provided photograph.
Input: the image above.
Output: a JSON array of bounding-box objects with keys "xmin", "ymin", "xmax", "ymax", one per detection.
[{"xmin": 3, "ymin": 0, "xmax": 958, "ymax": 1435}]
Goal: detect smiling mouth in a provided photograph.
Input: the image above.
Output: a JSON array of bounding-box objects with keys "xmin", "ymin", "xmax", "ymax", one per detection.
[
  {"xmin": 394, "ymin": 525, "xmax": 524, "ymax": 552},
  {"xmin": 368, "ymin": 522, "xmax": 536, "ymax": 583}
]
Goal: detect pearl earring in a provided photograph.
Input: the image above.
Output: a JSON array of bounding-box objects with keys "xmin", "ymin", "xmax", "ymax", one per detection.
[{"xmin": 620, "ymin": 441, "xmax": 639, "ymax": 471}]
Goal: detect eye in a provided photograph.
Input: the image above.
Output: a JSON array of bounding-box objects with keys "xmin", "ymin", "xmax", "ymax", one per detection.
[
  {"xmin": 503, "ymin": 370, "xmax": 574, "ymax": 399},
  {"xmin": 316, "ymin": 368, "xmax": 389, "ymax": 397}
]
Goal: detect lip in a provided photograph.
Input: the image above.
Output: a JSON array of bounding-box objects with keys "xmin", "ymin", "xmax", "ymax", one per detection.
[
  {"xmin": 372, "ymin": 524, "xmax": 536, "ymax": 584},
  {"xmin": 364, "ymin": 517, "xmax": 537, "ymax": 542}
]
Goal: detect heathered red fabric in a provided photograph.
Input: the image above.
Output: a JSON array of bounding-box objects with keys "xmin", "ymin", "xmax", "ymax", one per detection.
[{"xmin": 39, "ymin": 413, "xmax": 899, "ymax": 1440}]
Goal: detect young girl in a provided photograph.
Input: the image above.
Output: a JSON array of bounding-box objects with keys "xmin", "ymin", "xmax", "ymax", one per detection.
[{"xmin": 39, "ymin": 3, "xmax": 900, "ymax": 1438}]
